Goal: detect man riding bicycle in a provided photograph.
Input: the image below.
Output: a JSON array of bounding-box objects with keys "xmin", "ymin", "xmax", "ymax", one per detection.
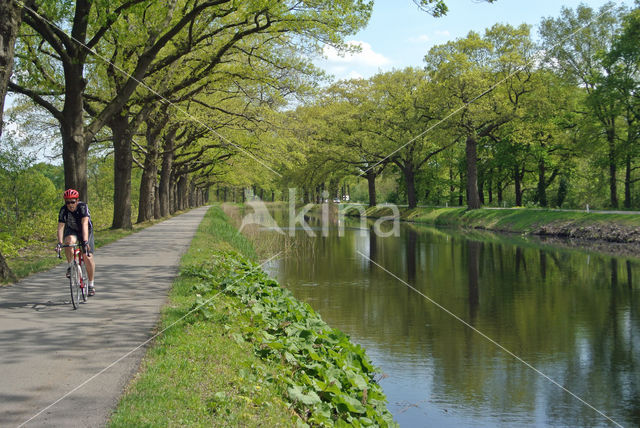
[{"xmin": 57, "ymin": 189, "xmax": 96, "ymax": 296}]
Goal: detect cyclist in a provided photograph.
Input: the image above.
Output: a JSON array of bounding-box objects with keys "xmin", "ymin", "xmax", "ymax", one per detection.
[{"xmin": 56, "ymin": 189, "xmax": 96, "ymax": 296}]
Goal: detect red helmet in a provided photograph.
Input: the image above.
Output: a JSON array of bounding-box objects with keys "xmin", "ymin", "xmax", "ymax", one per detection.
[{"xmin": 63, "ymin": 189, "xmax": 79, "ymax": 199}]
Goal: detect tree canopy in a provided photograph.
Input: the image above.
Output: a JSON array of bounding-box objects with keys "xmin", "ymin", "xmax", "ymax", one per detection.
[{"xmin": 1, "ymin": 1, "xmax": 639, "ymax": 269}]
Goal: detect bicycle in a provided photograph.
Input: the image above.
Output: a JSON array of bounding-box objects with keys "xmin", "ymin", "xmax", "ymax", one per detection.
[{"xmin": 56, "ymin": 243, "xmax": 89, "ymax": 309}]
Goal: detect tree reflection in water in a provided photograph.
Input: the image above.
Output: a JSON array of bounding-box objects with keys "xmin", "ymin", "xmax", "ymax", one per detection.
[{"xmin": 245, "ymin": 209, "xmax": 639, "ymax": 427}]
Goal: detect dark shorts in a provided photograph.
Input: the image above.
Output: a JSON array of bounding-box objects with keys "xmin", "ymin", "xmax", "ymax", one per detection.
[{"xmin": 63, "ymin": 228, "xmax": 95, "ymax": 254}]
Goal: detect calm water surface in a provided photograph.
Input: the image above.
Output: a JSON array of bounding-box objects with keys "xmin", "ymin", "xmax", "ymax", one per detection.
[{"xmin": 256, "ymin": 211, "xmax": 640, "ymax": 427}]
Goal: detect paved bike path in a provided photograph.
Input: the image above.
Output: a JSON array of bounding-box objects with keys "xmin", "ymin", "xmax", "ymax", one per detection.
[{"xmin": 0, "ymin": 206, "xmax": 210, "ymax": 427}]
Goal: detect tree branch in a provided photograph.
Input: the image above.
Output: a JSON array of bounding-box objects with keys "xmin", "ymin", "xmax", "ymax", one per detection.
[{"xmin": 7, "ymin": 82, "xmax": 63, "ymax": 121}]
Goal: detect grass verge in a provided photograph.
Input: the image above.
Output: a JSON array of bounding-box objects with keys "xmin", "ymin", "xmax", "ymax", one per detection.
[
  {"xmin": 109, "ymin": 206, "xmax": 396, "ymax": 427},
  {"xmin": 346, "ymin": 205, "xmax": 640, "ymax": 242}
]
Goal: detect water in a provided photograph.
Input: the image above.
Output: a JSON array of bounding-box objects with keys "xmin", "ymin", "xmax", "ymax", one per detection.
[{"xmin": 255, "ymin": 211, "xmax": 640, "ymax": 427}]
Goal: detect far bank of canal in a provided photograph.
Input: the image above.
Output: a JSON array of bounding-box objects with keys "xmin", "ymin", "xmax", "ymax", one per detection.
[
  {"xmin": 239, "ymin": 206, "xmax": 640, "ymax": 427},
  {"xmin": 349, "ymin": 205, "xmax": 640, "ymax": 245}
]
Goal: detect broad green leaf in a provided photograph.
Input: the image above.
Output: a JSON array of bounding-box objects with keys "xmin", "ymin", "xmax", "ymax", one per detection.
[{"xmin": 288, "ymin": 385, "xmax": 321, "ymax": 406}]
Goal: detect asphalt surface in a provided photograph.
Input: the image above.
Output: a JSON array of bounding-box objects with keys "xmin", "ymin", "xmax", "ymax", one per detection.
[{"xmin": 0, "ymin": 206, "xmax": 210, "ymax": 427}]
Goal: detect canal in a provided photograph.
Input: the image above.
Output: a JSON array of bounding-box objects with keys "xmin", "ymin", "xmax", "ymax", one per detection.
[{"xmin": 240, "ymin": 207, "xmax": 640, "ymax": 427}]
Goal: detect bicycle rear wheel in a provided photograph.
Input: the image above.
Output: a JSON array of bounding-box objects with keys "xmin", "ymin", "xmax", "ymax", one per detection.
[{"xmin": 69, "ymin": 262, "xmax": 81, "ymax": 309}]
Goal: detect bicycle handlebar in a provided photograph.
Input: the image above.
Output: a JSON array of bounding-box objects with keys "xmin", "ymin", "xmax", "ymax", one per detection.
[{"xmin": 56, "ymin": 243, "xmax": 87, "ymax": 259}]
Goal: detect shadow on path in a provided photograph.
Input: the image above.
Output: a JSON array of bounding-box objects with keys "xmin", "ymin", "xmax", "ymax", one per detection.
[{"xmin": 0, "ymin": 206, "xmax": 210, "ymax": 427}]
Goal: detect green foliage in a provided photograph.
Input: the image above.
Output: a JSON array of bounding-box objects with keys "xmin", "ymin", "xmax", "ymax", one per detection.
[
  {"xmin": 0, "ymin": 138, "xmax": 60, "ymax": 254},
  {"xmin": 13, "ymin": 170, "xmax": 59, "ymax": 212},
  {"xmin": 278, "ymin": 5, "xmax": 640, "ymax": 211},
  {"xmin": 182, "ymin": 251, "xmax": 397, "ymax": 427},
  {"xmin": 33, "ymin": 162, "xmax": 65, "ymax": 189}
]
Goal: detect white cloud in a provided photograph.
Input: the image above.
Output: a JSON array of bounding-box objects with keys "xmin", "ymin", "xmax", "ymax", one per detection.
[
  {"xmin": 434, "ymin": 30, "xmax": 450, "ymax": 37},
  {"xmin": 346, "ymin": 71, "xmax": 364, "ymax": 80},
  {"xmin": 408, "ymin": 34, "xmax": 430, "ymax": 43},
  {"xmin": 323, "ymin": 41, "xmax": 390, "ymax": 67},
  {"xmin": 322, "ymin": 65, "xmax": 365, "ymax": 81}
]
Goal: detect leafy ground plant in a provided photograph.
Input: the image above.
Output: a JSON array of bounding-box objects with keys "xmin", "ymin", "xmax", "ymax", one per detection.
[{"xmin": 183, "ymin": 253, "xmax": 397, "ymax": 427}]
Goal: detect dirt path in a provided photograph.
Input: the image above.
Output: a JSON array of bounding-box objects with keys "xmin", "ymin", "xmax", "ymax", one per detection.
[{"xmin": 0, "ymin": 206, "xmax": 209, "ymax": 427}]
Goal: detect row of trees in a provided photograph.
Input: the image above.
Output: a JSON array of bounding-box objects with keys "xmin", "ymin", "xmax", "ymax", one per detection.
[
  {"xmin": 277, "ymin": 3, "xmax": 640, "ymax": 210},
  {"xmin": 1, "ymin": 0, "xmax": 489, "ymax": 281},
  {"xmin": 0, "ymin": 0, "xmax": 388, "ymax": 280},
  {"xmin": 2, "ymin": 1, "xmax": 637, "ymax": 280}
]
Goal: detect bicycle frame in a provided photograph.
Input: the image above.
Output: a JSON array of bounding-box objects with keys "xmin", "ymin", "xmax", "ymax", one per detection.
[{"xmin": 57, "ymin": 243, "xmax": 88, "ymax": 308}]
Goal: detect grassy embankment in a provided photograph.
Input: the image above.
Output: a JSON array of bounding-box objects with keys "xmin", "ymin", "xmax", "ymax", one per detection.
[
  {"xmin": 109, "ymin": 206, "xmax": 397, "ymax": 427},
  {"xmin": 345, "ymin": 205, "xmax": 640, "ymax": 242}
]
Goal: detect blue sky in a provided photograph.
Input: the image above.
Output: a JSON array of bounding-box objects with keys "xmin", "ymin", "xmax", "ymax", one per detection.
[{"xmin": 318, "ymin": 0, "xmax": 635, "ymax": 80}]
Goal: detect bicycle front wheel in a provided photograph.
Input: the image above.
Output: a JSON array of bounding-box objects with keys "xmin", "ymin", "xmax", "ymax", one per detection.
[
  {"xmin": 80, "ymin": 263, "xmax": 88, "ymax": 302},
  {"xmin": 69, "ymin": 262, "xmax": 81, "ymax": 309}
]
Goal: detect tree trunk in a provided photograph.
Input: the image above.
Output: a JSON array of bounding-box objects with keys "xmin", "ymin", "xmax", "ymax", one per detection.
[
  {"xmin": 537, "ymin": 158, "xmax": 548, "ymax": 207},
  {"xmin": 60, "ymin": 59, "xmax": 90, "ymax": 200},
  {"xmin": 60, "ymin": 122, "xmax": 89, "ymax": 201},
  {"xmin": 0, "ymin": 0, "xmax": 22, "ymax": 282},
  {"xmin": 607, "ymin": 126, "xmax": 618, "ymax": 208},
  {"xmin": 366, "ymin": 171, "xmax": 377, "ymax": 207},
  {"xmin": 137, "ymin": 115, "xmax": 163, "ymax": 223},
  {"xmin": 449, "ymin": 166, "xmax": 456, "ymax": 206},
  {"xmin": 514, "ymin": 165, "xmax": 522, "ymax": 206},
  {"xmin": 403, "ymin": 166, "xmax": 418, "ymax": 209},
  {"xmin": 458, "ymin": 170, "xmax": 464, "ymax": 206},
  {"xmin": 137, "ymin": 150, "xmax": 158, "ymax": 223},
  {"xmin": 465, "ymin": 135, "xmax": 481, "ymax": 209},
  {"xmin": 624, "ymin": 153, "xmax": 631, "ymax": 209},
  {"xmin": 177, "ymin": 175, "xmax": 188, "ymax": 210},
  {"xmin": 158, "ymin": 130, "xmax": 175, "ymax": 217},
  {"xmin": 54, "ymin": 3, "xmax": 91, "ymax": 201},
  {"xmin": 0, "ymin": 0, "xmax": 21, "ymax": 139},
  {"xmin": 109, "ymin": 113, "xmax": 133, "ymax": 229},
  {"xmin": 154, "ymin": 184, "xmax": 161, "ymax": 218},
  {"xmin": 189, "ymin": 181, "xmax": 196, "ymax": 208},
  {"xmin": 170, "ymin": 180, "xmax": 177, "ymax": 213},
  {"xmin": 0, "ymin": 250, "xmax": 16, "ymax": 282}
]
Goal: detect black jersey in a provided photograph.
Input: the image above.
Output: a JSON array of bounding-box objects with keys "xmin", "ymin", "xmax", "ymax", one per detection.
[{"xmin": 58, "ymin": 202, "xmax": 93, "ymax": 235}]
